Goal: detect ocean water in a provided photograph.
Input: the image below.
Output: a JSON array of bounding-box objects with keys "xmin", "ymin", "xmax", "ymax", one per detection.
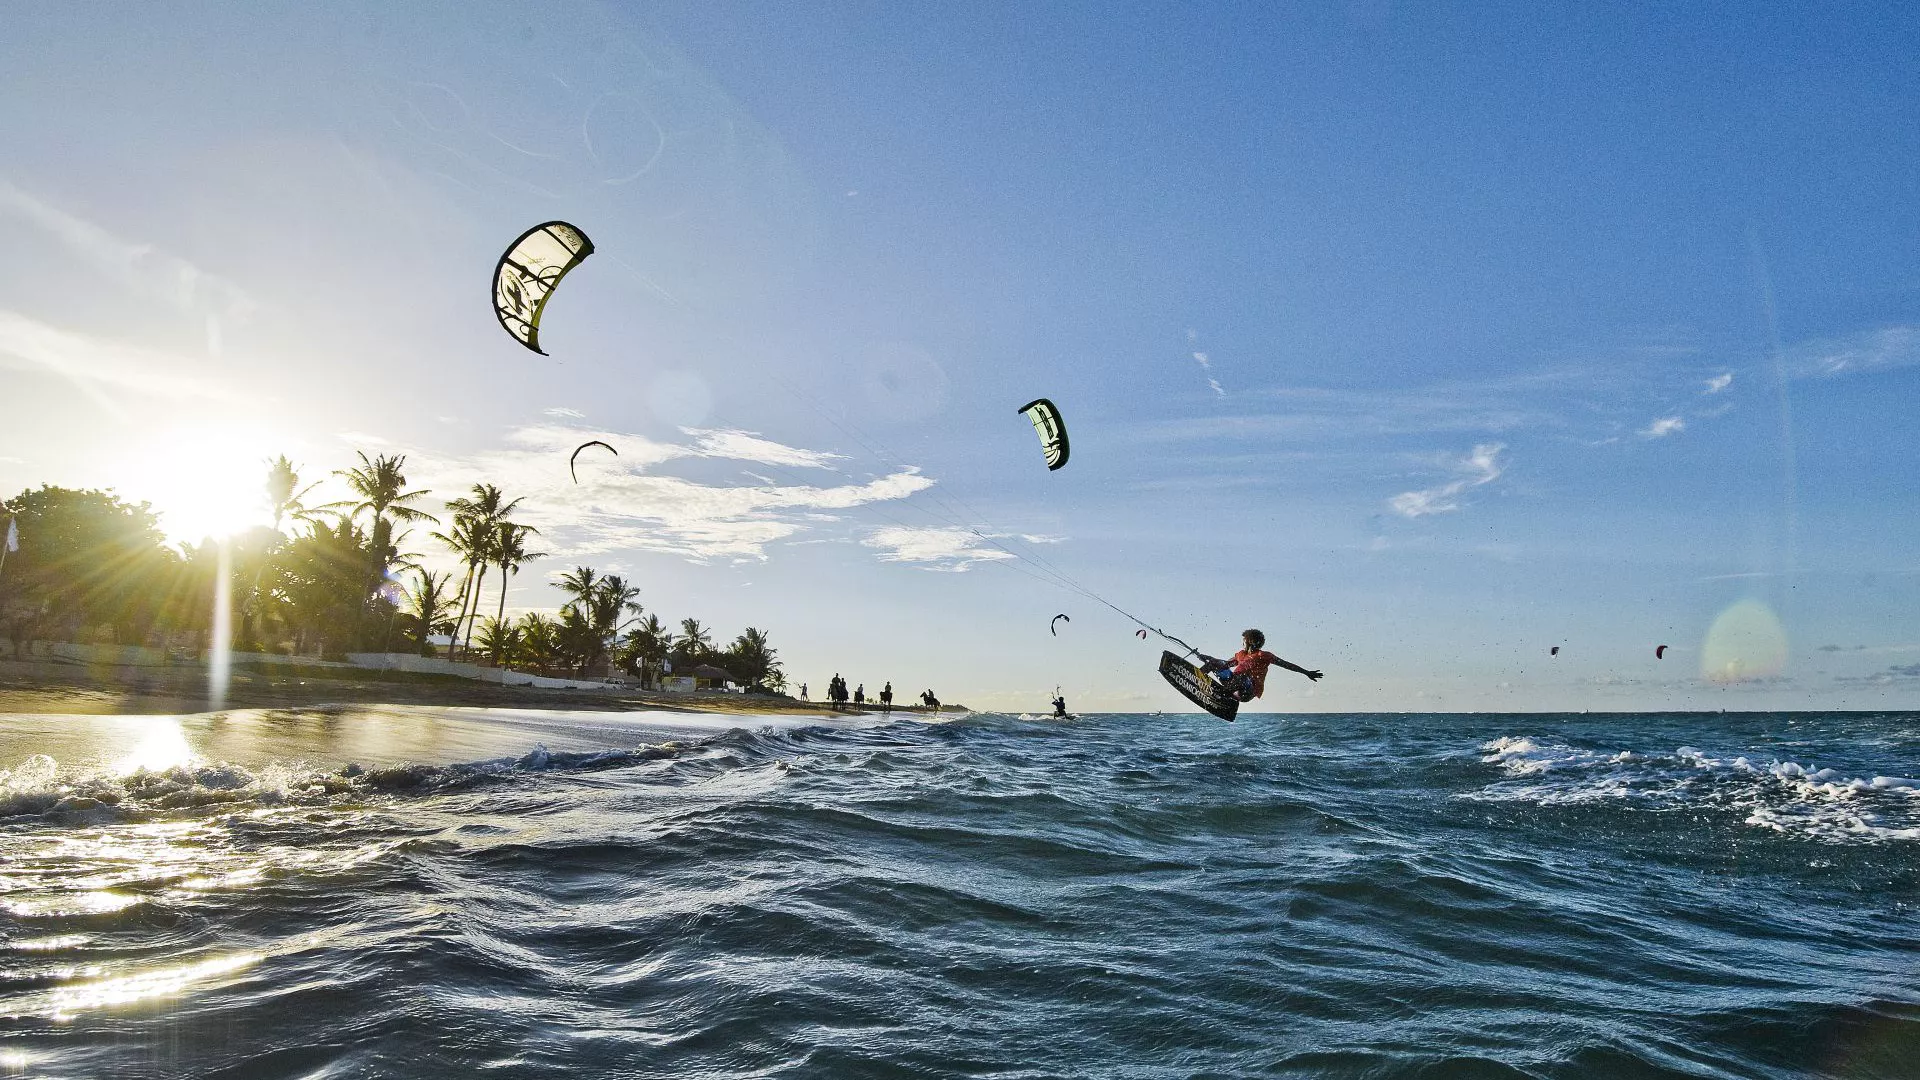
[{"xmin": 1, "ymin": 707, "xmax": 1917, "ymax": 1079}]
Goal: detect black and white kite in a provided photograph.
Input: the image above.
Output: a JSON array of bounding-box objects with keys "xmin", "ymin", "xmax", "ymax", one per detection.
[
  {"xmin": 493, "ymin": 221, "xmax": 594, "ymax": 354},
  {"xmin": 1017, "ymin": 398, "xmax": 1069, "ymax": 471}
]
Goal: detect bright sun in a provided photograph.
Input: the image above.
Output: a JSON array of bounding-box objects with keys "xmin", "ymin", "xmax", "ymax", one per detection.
[{"xmin": 116, "ymin": 426, "xmax": 282, "ymax": 545}]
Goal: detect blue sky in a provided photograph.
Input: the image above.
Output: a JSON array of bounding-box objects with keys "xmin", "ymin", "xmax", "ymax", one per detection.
[{"xmin": 2, "ymin": 0, "xmax": 1917, "ymax": 712}]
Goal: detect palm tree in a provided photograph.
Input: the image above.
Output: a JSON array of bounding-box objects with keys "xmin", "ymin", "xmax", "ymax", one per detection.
[
  {"xmin": 327, "ymin": 453, "xmax": 438, "ymax": 636},
  {"xmin": 556, "ymin": 565, "xmax": 599, "ymax": 616},
  {"xmin": 399, "ymin": 568, "xmax": 460, "ymax": 656},
  {"xmin": 457, "ymin": 523, "xmax": 498, "ymax": 660},
  {"xmin": 671, "ymin": 617, "xmax": 713, "ymax": 666},
  {"xmin": 620, "ymin": 613, "xmax": 671, "ymax": 686},
  {"xmin": 439, "ymin": 485, "xmax": 526, "ymax": 659},
  {"xmin": 264, "ymin": 455, "xmax": 321, "ymax": 534},
  {"xmin": 276, "ymin": 517, "xmax": 373, "ymax": 657},
  {"xmin": 578, "ymin": 575, "xmax": 642, "ymax": 675},
  {"xmin": 726, "ymin": 626, "xmax": 781, "ymax": 690},
  {"xmin": 516, "ymin": 612, "xmax": 561, "ymax": 674},
  {"xmin": 431, "ymin": 513, "xmax": 491, "ymax": 662},
  {"xmin": 242, "ymin": 455, "xmax": 322, "ymax": 652},
  {"xmin": 484, "ymin": 522, "xmax": 545, "ymax": 665},
  {"xmin": 474, "ymin": 616, "xmax": 525, "ymax": 668},
  {"xmin": 330, "ymin": 452, "xmax": 438, "ymax": 561}
]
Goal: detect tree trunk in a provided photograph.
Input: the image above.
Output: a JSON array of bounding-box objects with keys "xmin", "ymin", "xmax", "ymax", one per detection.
[
  {"xmin": 492, "ymin": 564, "xmax": 509, "ymax": 666},
  {"xmin": 449, "ymin": 560, "xmax": 478, "ymax": 661},
  {"xmin": 462, "ymin": 564, "xmax": 489, "ymax": 658}
]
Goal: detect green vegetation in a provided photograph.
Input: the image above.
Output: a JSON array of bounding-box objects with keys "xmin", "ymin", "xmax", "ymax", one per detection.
[{"xmin": 0, "ymin": 455, "xmax": 783, "ymax": 691}]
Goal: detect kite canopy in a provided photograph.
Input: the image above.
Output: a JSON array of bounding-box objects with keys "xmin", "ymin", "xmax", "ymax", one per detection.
[
  {"xmin": 1017, "ymin": 398, "xmax": 1070, "ymax": 471},
  {"xmin": 1655, "ymin": 645, "xmax": 1669, "ymax": 659},
  {"xmin": 493, "ymin": 221, "xmax": 594, "ymax": 354},
  {"xmin": 1050, "ymin": 613, "xmax": 1070, "ymax": 636},
  {"xmin": 569, "ymin": 440, "xmax": 617, "ymax": 483}
]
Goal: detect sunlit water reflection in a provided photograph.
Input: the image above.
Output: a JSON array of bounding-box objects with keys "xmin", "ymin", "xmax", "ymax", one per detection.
[{"xmin": 1, "ymin": 706, "xmax": 1916, "ymax": 1077}]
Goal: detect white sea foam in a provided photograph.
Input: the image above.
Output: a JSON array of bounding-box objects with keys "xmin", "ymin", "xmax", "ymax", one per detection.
[{"xmin": 1474, "ymin": 736, "xmax": 1920, "ymax": 843}]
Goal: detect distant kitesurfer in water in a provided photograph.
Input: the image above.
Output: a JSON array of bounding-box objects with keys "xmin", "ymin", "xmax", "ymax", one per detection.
[
  {"xmin": 1051, "ymin": 690, "xmax": 1068, "ymax": 718},
  {"xmin": 1200, "ymin": 628, "xmax": 1322, "ymax": 702}
]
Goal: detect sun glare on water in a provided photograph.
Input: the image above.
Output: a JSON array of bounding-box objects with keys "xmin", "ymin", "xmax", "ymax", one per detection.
[
  {"xmin": 115, "ymin": 718, "xmax": 197, "ymax": 775},
  {"xmin": 115, "ymin": 426, "xmax": 281, "ymax": 545}
]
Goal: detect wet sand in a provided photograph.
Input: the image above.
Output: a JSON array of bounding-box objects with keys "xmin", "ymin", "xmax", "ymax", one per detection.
[{"xmin": 0, "ymin": 660, "xmax": 906, "ymax": 718}]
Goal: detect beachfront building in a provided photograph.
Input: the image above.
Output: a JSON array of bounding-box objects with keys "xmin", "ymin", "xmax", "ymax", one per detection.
[{"xmin": 661, "ymin": 663, "xmax": 739, "ymax": 693}]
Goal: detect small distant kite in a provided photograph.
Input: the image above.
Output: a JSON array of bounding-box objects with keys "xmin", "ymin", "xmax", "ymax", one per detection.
[
  {"xmin": 1017, "ymin": 398, "xmax": 1070, "ymax": 471},
  {"xmin": 1550, "ymin": 646, "xmax": 1560, "ymax": 656},
  {"xmin": 569, "ymin": 440, "xmax": 617, "ymax": 483},
  {"xmin": 1655, "ymin": 645, "xmax": 1669, "ymax": 659},
  {"xmin": 493, "ymin": 221, "xmax": 594, "ymax": 354},
  {"xmin": 1136, "ymin": 629, "xmax": 1148, "ymax": 640},
  {"xmin": 1050, "ymin": 613, "xmax": 1070, "ymax": 636}
]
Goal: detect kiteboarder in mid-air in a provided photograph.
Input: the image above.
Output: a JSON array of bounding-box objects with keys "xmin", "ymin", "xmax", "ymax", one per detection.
[{"xmin": 1200, "ymin": 629, "xmax": 1322, "ymax": 702}]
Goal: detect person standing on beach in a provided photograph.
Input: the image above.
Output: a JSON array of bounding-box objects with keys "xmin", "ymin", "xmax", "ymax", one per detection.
[
  {"xmin": 799, "ymin": 682, "xmax": 808, "ymax": 701},
  {"xmin": 879, "ymin": 682, "xmax": 893, "ymax": 715}
]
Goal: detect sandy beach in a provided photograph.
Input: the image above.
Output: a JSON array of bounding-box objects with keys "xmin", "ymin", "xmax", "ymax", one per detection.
[{"xmin": 0, "ymin": 659, "xmax": 898, "ymax": 718}]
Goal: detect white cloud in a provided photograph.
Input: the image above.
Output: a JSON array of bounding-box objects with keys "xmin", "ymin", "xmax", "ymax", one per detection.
[
  {"xmin": 1704, "ymin": 372, "xmax": 1733, "ymax": 394},
  {"xmin": 0, "ymin": 310, "xmax": 251, "ymax": 412},
  {"xmin": 1183, "ymin": 337, "xmax": 1224, "ymax": 394},
  {"xmin": 1388, "ymin": 443, "xmax": 1506, "ymax": 518},
  {"xmin": 684, "ymin": 428, "xmax": 842, "ymax": 468},
  {"xmin": 861, "ymin": 526, "xmax": 1016, "ymax": 571},
  {"xmin": 1783, "ymin": 325, "xmax": 1920, "ymax": 379},
  {"xmin": 1145, "ymin": 377, "xmax": 1575, "ymax": 445},
  {"xmin": 395, "ymin": 424, "xmax": 933, "ymax": 564},
  {"xmin": 543, "ymin": 406, "xmax": 585, "ymax": 418},
  {"xmin": 0, "ymin": 179, "xmax": 253, "ymax": 319},
  {"xmin": 1640, "ymin": 416, "xmax": 1685, "ymax": 438}
]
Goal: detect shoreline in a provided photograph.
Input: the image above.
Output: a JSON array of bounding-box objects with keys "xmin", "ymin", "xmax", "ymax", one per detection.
[{"xmin": 0, "ymin": 660, "xmax": 936, "ymax": 719}]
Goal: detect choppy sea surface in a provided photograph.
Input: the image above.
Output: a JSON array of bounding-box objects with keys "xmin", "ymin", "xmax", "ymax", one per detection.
[{"xmin": 2, "ymin": 706, "xmax": 1917, "ymax": 1079}]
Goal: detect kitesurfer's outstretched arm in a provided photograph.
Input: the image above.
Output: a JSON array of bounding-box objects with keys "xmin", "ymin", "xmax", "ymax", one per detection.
[{"xmin": 1272, "ymin": 655, "xmax": 1323, "ymax": 682}]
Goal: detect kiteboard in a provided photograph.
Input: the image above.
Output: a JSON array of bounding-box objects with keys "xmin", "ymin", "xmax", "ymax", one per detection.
[{"xmin": 1159, "ymin": 650, "xmax": 1239, "ymax": 722}]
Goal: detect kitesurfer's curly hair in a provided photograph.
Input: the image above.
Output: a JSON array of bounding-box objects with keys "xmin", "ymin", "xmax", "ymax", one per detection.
[{"xmin": 1242, "ymin": 628, "xmax": 1265, "ymax": 648}]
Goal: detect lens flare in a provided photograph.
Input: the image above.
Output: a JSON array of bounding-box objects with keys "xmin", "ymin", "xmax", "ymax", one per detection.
[{"xmin": 1700, "ymin": 599, "xmax": 1788, "ymax": 684}]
